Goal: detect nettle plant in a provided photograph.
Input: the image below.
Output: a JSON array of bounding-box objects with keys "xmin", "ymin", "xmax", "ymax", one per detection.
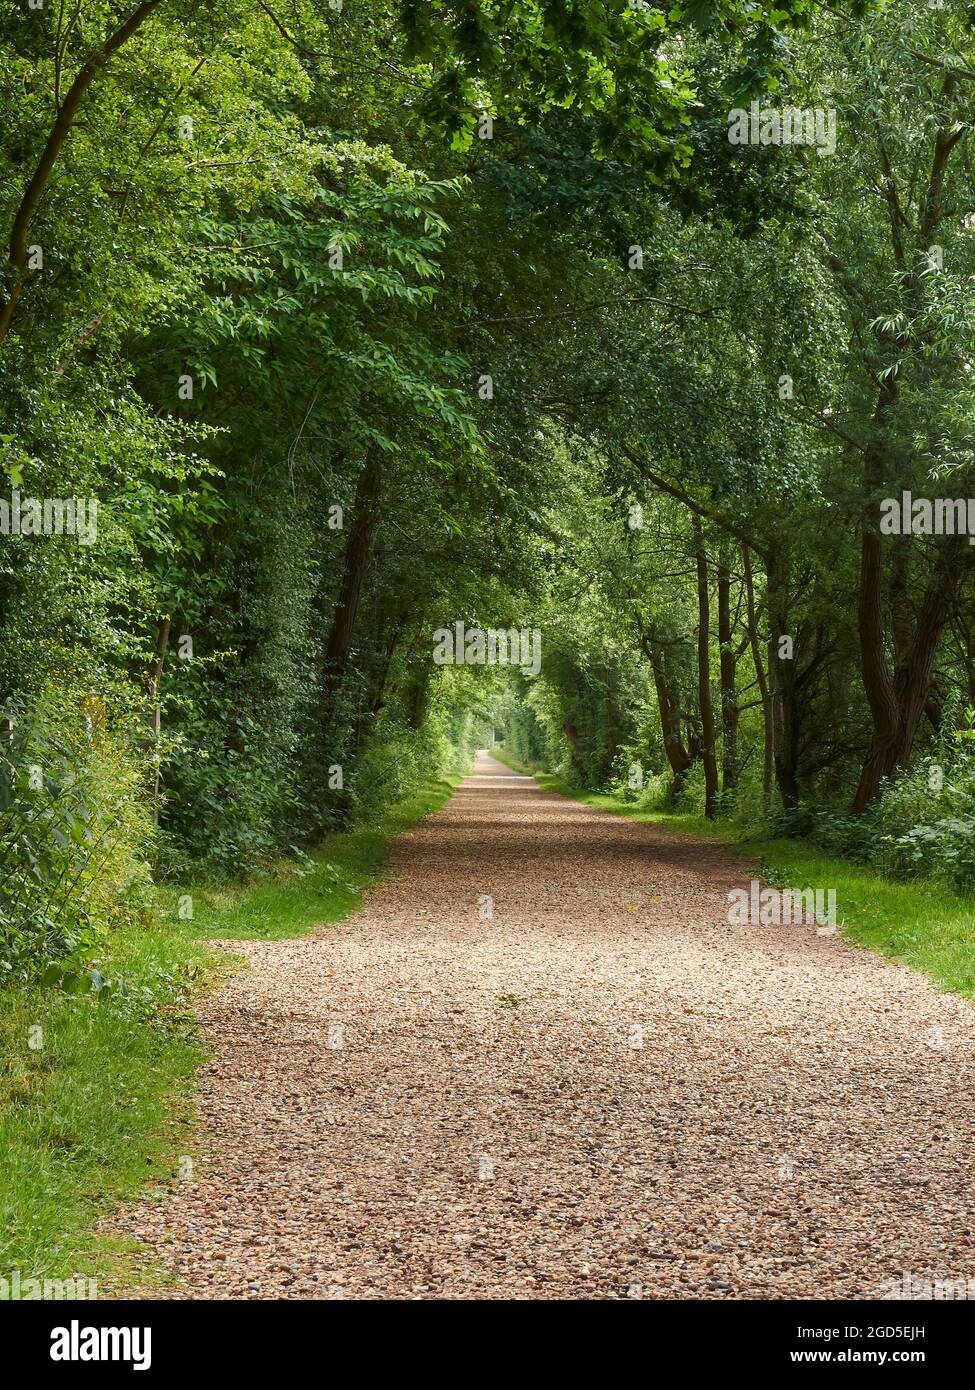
[
  {"xmin": 0, "ymin": 692, "xmax": 153, "ymax": 985},
  {"xmin": 876, "ymin": 709, "xmax": 975, "ymax": 891}
]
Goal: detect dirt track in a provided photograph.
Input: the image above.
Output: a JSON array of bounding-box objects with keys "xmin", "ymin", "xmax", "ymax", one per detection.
[{"xmin": 116, "ymin": 753, "xmax": 975, "ymax": 1299}]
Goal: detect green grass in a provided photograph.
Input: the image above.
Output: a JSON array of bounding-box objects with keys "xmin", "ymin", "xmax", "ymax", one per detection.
[
  {"xmin": 496, "ymin": 748, "xmax": 975, "ymax": 1001},
  {"xmin": 157, "ymin": 776, "xmax": 461, "ymax": 941},
  {"xmin": 0, "ymin": 773, "xmax": 462, "ymax": 1293},
  {"xmin": 0, "ymin": 919, "xmax": 209, "ymax": 1292},
  {"xmin": 743, "ymin": 838, "xmax": 975, "ymax": 999}
]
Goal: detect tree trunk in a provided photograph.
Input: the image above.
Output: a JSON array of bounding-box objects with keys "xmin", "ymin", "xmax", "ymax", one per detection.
[
  {"xmin": 321, "ymin": 450, "xmax": 382, "ymax": 716},
  {"xmin": 694, "ymin": 518, "xmax": 718, "ymax": 818},
  {"xmin": 850, "ymin": 385, "xmax": 957, "ymax": 810},
  {"xmin": 0, "ymin": 2, "xmax": 163, "ymax": 342},
  {"xmin": 641, "ymin": 634, "xmax": 695, "ymax": 799},
  {"xmin": 743, "ymin": 543, "xmax": 774, "ymax": 810},
  {"xmin": 853, "ymin": 542, "xmax": 956, "ymax": 810},
  {"xmin": 369, "ymin": 618, "xmax": 404, "ymax": 717},
  {"xmin": 717, "ymin": 545, "xmax": 739, "ymax": 802},
  {"xmin": 766, "ymin": 546, "xmax": 801, "ymax": 811}
]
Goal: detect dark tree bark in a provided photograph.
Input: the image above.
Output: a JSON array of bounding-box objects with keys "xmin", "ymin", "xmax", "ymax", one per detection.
[
  {"xmin": 641, "ymin": 634, "xmax": 695, "ymax": 798},
  {"xmin": 369, "ymin": 618, "xmax": 404, "ymax": 718},
  {"xmin": 853, "ymin": 529, "xmax": 956, "ymax": 811},
  {"xmin": 562, "ymin": 713, "xmax": 587, "ymax": 780},
  {"xmin": 851, "ymin": 385, "xmax": 957, "ymax": 811},
  {"xmin": 766, "ymin": 546, "xmax": 801, "ymax": 811},
  {"xmin": 717, "ymin": 544, "xmax": 739, "ymax": 802},
  {"xmin": 321, "ymin": 451, "xmax": 382, "ymax": 716},
  {"xmin": 694, "ymin": 518, "xmax": 718, "ymax": 819},
  {"xmin": 742, "ymin": 543, "xmax": 774, "ymax": 808}
]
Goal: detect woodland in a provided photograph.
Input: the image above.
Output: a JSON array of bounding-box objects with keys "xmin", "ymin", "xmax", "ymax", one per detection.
[{"xmin": 3, "ymin": 0, "xmax": 975, "ymax": 976}]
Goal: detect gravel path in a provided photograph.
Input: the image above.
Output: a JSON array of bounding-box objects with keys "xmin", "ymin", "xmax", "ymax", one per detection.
[{"xmin": 117, "ymin": 753, "xmax": 975, "ymax": 1300}]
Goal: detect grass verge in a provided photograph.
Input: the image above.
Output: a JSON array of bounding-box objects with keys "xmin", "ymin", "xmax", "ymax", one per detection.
[
  {"xmin": 0, "ymin": 773, "xmax": 462, "ymax": 1293},
  {"xmin": 495, "ymin": 748, "xmax": 975, "ymax": 1000},
  {"xmin": 157, "ymin": 776, "xmax": 462, "ymax": 941},
  {"xmin": 0, "ymin": 921, "xmax": 208, "ymax": 1292}
]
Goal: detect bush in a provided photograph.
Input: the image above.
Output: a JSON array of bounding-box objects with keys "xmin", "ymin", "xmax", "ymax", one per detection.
[
  {"xmin": 874, "ymin": 751, "xmax": 975, "ymax": 891},
  {"xmin": 0, "ymin": 691, "xmax": 154, "ymax": 984},
  {"xmin": 769, "ymin": 800, "xmax": 885, "ymax": 864},
  {"xmin": 769, "ymin": 724, "xmax": 975, "ymax": 892},
  {"xmin": 347, "ymin": 703, "xmax": 480, "ymax": 824},
  {"xmin": 349, "ymin": 725, "xmax": 437, "ymax": 822},
  {"xmin": 884, "ymin": 813, "xmax": 975, "ymax": 891}
]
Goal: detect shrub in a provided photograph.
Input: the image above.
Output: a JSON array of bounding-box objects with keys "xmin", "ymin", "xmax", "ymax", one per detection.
[
  {"xmin": 0, "ymin": 691, "xmax": 154, "ymax": 984},
  {"xmin": 874, "ymin": 751, "xmax": 975, "ymax": 891}
]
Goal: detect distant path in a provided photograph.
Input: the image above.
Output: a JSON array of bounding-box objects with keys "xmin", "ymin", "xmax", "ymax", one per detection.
[{"xmin": 116, "ymin": 753, "xmax": 975, "ymax": 1299}]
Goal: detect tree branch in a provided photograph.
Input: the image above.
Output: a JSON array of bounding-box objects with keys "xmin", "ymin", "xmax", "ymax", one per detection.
[{"xmin": 0, "ymin": 0, "xmax": 163, "ymax": 344}]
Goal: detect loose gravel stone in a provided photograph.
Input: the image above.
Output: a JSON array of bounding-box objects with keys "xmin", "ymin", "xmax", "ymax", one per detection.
[{"xmin": 112, "ymin": 754, "xmax": 975, "ymax": 1300}]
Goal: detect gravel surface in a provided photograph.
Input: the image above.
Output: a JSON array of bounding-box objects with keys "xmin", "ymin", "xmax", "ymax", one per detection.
[{"xmin": 114, "ymin": 753, "xmax": 975, "ymax": 1300}]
